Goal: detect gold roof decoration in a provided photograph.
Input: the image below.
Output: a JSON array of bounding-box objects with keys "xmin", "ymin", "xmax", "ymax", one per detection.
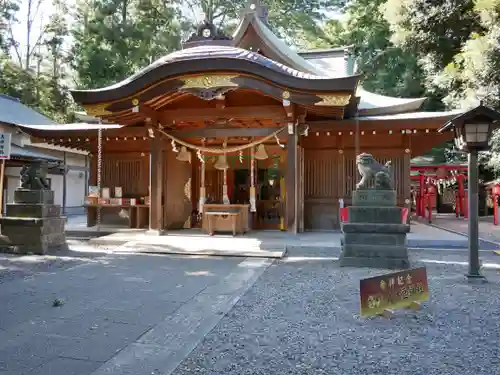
[
  {"xmin": 314, "ymin": 94, "xmax": 352, "ymax": 107},
  {"xmin": 82, "ymin": 102, "xmax": 112, "ymax": 116},
  {"xmin": 180, "ymin": 75, "xmax": 238, "ymax": 90}
]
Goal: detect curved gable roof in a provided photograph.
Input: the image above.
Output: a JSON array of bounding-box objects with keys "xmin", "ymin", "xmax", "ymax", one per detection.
[
  {"xmin": 231, "ymin": 12, "xmax": 427, "ymax": 116},
  {"xmin": 71, "ymin": 45, "xmax": 360, "ymax": 105},
  {"xmin": 232, "ymin": 13, "xmax": 324, "ymax": 76}
]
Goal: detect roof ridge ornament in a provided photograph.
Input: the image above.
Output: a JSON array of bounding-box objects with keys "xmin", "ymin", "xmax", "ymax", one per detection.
[
  {"xmin": 182, "ymin": 19, "xmax": 233, "ymax": 49},
  {"xmin": 243, "ymin": 0, "xmax": 269, "ymax": 24}
]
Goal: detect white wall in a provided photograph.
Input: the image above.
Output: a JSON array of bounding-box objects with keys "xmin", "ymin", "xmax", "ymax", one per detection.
[
  {"xmin": 5, "ymin": 166, "xmax": 85, "ymax": 207},
  {"xmin": 1, "ymin": 125, "xmax": 89, "ymax": 213},
  {"xmin": 22, "ymin": 146, "xmax": 88, "ymax": 208}
]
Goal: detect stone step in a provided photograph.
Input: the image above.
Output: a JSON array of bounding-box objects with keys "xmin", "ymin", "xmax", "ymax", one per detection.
[
  {"xmin": 339, "ymin": 254, "xmax": 410, "ymax": 269},
  {"xmin": 342, "ymin": 222, "xmax": 410, "ymax": 233},
  {"xmin": 342, "ymin": 232, "xmax": 408, "ymax": 247},
  {"xmin": 340, "ymin": 244, "xmax": 409, "ymax": 259}
]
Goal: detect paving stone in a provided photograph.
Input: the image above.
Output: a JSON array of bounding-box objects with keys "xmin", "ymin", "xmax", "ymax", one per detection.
[
  {"xmin": 26, "ymin": 357, "xmax": 103, "ymax": 375},
  {"xmin": 0, "ymin": 334, "xmax": 75, "ymax": 372},
  {"xmin": 58, "ymin": 324, "xmax": 150, "ymax": 362}
]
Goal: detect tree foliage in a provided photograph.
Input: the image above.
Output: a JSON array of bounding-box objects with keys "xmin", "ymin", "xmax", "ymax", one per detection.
[
  {"xmin": 314, "ymin": 0, "xmax": 427, "ymax": 102},
  {"xmin": 383, "ymin": 0, "xmax": 500, "ymax": 172},
  {"xmin": 70, "ymin": 0, "xmax": 190, "ymax": 89}
]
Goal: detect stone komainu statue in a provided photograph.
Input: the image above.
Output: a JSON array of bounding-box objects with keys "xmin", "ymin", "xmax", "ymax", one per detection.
[
  {"xmin": 356, "ymin": 153, "xmax": 393, "ymax": 190},
  {"xmin": 20, "ymin": 159, "xmax": 51, "ymax": 190}
]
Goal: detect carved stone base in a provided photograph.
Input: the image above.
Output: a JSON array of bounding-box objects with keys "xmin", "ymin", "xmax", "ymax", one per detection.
[
  {"xmin": 0, "ymin": 188, "xmax": 66, "ymax": 255},
  {"xmin": 0, "ymin": 217, "xmax": 67, "ymax": 255},
  {"xmin": 14, "ymin": 189, "xmax": 54, "ymax": 204},
  {"xmin": 340, "ymin": 189, "xmax": 410, "ymax": 269},
  {"xmin": 6, "ymin": 203, "xmax": 61, "ymax": 218},
  {"xmin": 352, "ymin": 189, "xmax": 396, "ymax": 207}
]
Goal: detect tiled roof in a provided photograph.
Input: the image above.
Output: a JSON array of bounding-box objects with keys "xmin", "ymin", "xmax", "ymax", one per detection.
[
  {"xmin": 0, "ymin": 94, "xmax": 56, "ymax": 126},
  {"xmin": 11, "ymin": 144, "xmax": 62, "ymax": 162}
]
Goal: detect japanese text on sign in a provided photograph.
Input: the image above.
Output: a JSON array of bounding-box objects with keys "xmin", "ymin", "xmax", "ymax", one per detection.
[
  {"xmin": 0, "ymin": 133, "xmax": 12, "ymax": 160},
  {"xmin": 359, "ymin": 267, "xmax": 429, "ymax": 317}
]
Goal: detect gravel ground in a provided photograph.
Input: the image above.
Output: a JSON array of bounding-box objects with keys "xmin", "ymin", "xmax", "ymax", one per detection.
[{"xmin": 171, "ymin": 250, "xmax": 500, "ymax": 375}]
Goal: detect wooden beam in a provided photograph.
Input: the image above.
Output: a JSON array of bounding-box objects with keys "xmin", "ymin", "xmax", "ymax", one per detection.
[
  {"xmin": 167, "ymin": 126, "xmax": 282, "ymax": 138},
  {"xmin": 160, "ymin": 105, "xmax": 286, "ymax": 123},
  {"xmin": 308, "ymin": 117, "xmax": 458, "ymax": 132},
  {"xmin": 216, "ymin": 95, "xmax": 226, "ymax": 109},
  {"xmin": 138, "ymin": 104, "xmax": 161, "ymax": 122}
]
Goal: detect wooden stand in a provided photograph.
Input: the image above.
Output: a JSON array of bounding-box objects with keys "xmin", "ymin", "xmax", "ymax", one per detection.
[
  {"xmin": 85, "ymin": 204, "xmax": 150, "ymax": 228},
  {"xmin": 202, "ymin": 204, "xmax": 249, "ymax": 236}
]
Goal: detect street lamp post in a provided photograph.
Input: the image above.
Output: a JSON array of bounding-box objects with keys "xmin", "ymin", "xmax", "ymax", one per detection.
[{"xmin": 439, "ymin": 102, "xmax": 500, "ymax": 282}]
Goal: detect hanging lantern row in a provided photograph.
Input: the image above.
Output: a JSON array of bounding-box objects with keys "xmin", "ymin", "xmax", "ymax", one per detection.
[
  {"xmin": 43, "ymin": 126, "xmax": 452, "ymax": 144},
  {"xmin": 308, "ymin": 128, "xmax": 448, "ymax": 137},
  {"xmin": 43, "ymin": 136, "xmax": 150, "ymax": 143}
]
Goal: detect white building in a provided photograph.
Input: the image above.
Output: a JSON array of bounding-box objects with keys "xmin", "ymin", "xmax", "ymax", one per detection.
[{"xmin": 0, "ymin": 94, "xmax": 89, "ymax": 215}]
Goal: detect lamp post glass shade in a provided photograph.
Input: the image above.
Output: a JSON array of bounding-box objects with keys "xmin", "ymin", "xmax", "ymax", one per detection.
[
  {"xmin": 465, "ymin": 123, "xmax": 490, "ymax": 143},
  {"xmin": 455, "ymin": 122, "xmax": 492, "ymax": 151}
]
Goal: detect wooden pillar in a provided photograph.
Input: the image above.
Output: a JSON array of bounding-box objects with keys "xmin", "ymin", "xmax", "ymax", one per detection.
[
  {"xmin": 148, "ymin": 134, "xmax": 164, "ymax": 235},
  {"xmin": 90, "ymin": 155, "xmax": 97, "ymax": 185},
  {"xmin": 84, "ymin": 155, "xmax": 89, "ymax": 196},
  {"xmin": 286, "ymin": 122, "xmax": 298, "ymax": 234},
  {"xmin": 403, "ymin": 133, "xmax": 411, "ymax": 222},
  {"xmin": 297, "ymin": 144, "xmax": 304, "ymax": 232},
  {"xmin": 62, "ymin": 151, "xmax": 67, "ymax": 214}
]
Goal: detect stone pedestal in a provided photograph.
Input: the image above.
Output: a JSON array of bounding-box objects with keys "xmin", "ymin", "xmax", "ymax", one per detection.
[
  {"xmin": 339, "ymin": 189, "xmax": 410, "ymax": 269},
  {"xmin": 0, "ymin": 189, "xmax": 67, "ymax": 255}
]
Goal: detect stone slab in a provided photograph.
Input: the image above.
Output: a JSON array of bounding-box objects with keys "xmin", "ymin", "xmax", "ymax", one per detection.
[
  {"xmin": 342, "ymin": 222, "xmax": 410, "ymax": 233},
  {"xmin": 5, "ymin": 203, "xmax": 61, "ymax": 218},
  {"xmin": 343, "ymin": 232, "xmax": 408, "ymax": 247},
  {"xmin": 341, "ymin": 244, "xmax": 409, "ymax": 258},
  {"xmin": 90, "ymin": 258, "xmax": 272, "ymax": 375},
  {"xmin": 88, "ymin": 235, "xmax": 287, "ymax": 258},
  {"xmin": 352, "ymin": 189, "xmax": 397, "ymax": 206},
  {"xmin": 14, "ymin": 189, "xmax": 54, "ymax": 204},
  {"xmin": 339, "ymin": 254, "xmax": 411, "ymax": 269},
  {"xmin": 349, "ymin": 206, "xmax": 404, "ymax": 224}
]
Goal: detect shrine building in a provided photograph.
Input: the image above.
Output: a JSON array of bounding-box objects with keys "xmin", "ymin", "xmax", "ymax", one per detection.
[{"xmin": 19, "ymin": 1, "xmax": 460, "ymax": 234}]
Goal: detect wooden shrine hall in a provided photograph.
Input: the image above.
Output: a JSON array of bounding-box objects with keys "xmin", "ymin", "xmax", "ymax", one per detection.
[{"xmin": 20, "ymin": 1, "xmax": 461, "ymax": 234}]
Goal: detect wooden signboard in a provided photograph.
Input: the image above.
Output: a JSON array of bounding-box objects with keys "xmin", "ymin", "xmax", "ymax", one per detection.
[{"xmin": 359, "ymin": 267, "xmax": 429, "ymax": 318}]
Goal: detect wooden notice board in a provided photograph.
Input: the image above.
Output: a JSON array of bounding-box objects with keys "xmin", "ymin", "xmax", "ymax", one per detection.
[{"xmin": 359, "ymin": 267, "xmax": 429, "ymax": 317}]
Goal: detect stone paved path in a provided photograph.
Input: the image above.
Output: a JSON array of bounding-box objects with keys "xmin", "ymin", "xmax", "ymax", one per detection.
[
  {"xmin": 0, "ymin": 243, "xmax": 271, "ymax": 375},
  {"xmin": 426, "ymin": 214, "xmax": 500, "ymax": 245}
]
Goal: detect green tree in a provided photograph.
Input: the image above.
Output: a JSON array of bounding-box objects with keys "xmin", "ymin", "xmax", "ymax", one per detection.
[
  {"xmin": 0, "ymin": 0, "xmax": 19, "ymax": 54},
  {"xmin": 71, "ymin": 0, "xmax": 187, "ymax": 89},
  {"xmin": 184, "ymin": 0, "xmax": 346, "ymax": 47},
  {"xmin": 383, "ymin": 0, "xmax": 484, "ymax": 101},
  {"xmin": 42, "ymin": 0, "xmax": 74, "ymax": 121},
  {"xmin": 315, "ymin": 0, "xmax": 427, "ymax": 100}
]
